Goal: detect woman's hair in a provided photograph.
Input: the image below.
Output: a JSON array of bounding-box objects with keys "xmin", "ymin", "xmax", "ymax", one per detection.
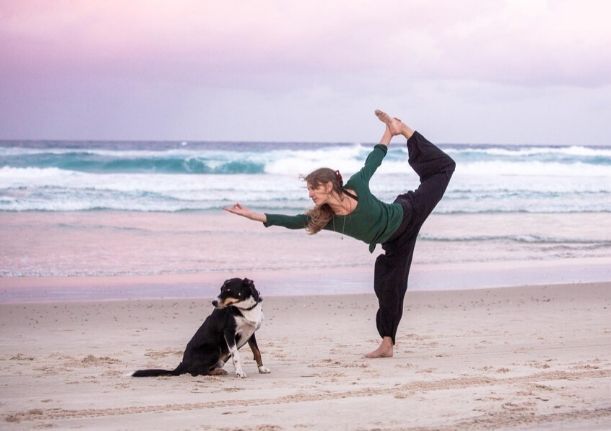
[{"xmin": 303, "ymin": 167, "xmax": 345, "ymax": 234}]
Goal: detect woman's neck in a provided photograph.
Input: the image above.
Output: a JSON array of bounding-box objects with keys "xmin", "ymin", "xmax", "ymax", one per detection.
[{"xmin": 326, "ymin": 191, "xmax": 355, "ymax": 216}]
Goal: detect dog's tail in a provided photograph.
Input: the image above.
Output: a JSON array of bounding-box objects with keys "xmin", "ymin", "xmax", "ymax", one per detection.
[{"xmin": 132, "ymin": 363, "xmax": 184, "ymax": 377}]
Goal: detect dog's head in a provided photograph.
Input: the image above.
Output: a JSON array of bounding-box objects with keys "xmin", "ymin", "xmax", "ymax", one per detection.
[{"xmin": 212, "ymin": 278, "xmax": 262, "ymax": 310}]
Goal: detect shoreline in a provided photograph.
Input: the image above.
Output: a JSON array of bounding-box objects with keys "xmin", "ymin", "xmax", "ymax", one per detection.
[
  {"xmin": 2, "ymin": 256, "xmax": 610, "ymax": 303},
  {"xmin": 0, "ymin": 280, "xmax": 609, "ymax": 305},
  {"xmin": 2, "ymin": 209, "xmax": 610, "ymax": 307}
]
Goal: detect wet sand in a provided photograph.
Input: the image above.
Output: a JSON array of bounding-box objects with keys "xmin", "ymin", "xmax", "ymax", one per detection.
[
  {"xmin": 1, "ymin": 211, "xmax": 611, "ymax": 302},
  {"xmin": 1, "ymin": 283, "xmax": 610, "ymax": 430}
]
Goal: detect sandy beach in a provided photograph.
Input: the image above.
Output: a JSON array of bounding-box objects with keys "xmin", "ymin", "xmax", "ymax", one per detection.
[
  {"xmin": 1, "ymin": 283, "xmax": 610, "ymax": 430},
  {"xmin": 1, "ymin": 197, "xmax": 610, "ymax": 431}
]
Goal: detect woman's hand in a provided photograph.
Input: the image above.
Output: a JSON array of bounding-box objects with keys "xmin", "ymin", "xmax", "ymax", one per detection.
[{"xmin": 224, "ymin": 203, "xmax": 267, "ymax": 223}]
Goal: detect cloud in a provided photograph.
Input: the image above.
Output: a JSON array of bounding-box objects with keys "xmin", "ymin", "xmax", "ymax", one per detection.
[
  {"xmin": 2, "ymin": 0, "xmax": 611, "ymax": 88},
  {"xmin": 1, "ymin": 1, "xmax": 610, "ymax": 143}
]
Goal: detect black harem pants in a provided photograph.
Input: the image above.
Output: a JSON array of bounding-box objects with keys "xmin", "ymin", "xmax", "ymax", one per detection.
[{"xmin": 373, "ymin": 131, "xmax": 456, "ymax": 344}]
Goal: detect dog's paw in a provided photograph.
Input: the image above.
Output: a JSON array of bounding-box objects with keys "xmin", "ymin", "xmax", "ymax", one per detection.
[
  {"xmin": 235, "ymin": 369, "xmax": 247, "ymax": 378},
  {"xmin": 258, "ymin": 366, "xmax": 271, "ymax": 374}
]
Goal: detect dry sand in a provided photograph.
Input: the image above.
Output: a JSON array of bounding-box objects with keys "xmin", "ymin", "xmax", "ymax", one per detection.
[{"xmin": 1, "ymin": 283, "xmax": 610, "ymax": 430}]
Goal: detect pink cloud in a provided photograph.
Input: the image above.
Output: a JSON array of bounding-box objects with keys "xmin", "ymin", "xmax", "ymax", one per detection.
[{"xmin": 1, "ymin": 0, "xmax": 611, "ymax": 89}]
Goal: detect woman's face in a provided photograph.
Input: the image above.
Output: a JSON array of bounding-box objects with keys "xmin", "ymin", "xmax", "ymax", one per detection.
[{"xmin": 307, "ymin": 182, "xmax": 332, "ymax": 206}]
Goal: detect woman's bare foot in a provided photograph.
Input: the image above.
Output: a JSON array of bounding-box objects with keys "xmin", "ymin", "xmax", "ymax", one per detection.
[
  {"xmin": 374, "ymin": 109, "xmax": 402, "ymax": 136},
  {"xmin": 364, "ymin": 336, "xmax": 394, "ymax": 358},
  {"xmin": 375, "ymin": 109, "xmax": 414, "ymax": 139}
]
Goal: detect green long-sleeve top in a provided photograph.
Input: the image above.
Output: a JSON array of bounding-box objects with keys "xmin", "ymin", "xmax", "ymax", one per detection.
[{"xmin": 263, "ymin": 144, "xmax": 404, "ymax": 253}]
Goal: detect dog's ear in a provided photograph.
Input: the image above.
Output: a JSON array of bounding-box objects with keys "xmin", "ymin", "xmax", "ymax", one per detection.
[{"xmin": 243, "ymin": 278, "xmax": 262, "ymax": 302}]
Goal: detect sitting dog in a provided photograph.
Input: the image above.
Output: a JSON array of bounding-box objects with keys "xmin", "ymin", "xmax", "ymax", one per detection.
[{"xmin": 132, "ymin": 277, "xmax": 270, "ymax": 378}]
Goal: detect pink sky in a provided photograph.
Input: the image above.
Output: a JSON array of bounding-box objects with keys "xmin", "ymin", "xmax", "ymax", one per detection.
[{"xmin": 1, "ymin": 0, "xmax": 611, "ymax": 144}]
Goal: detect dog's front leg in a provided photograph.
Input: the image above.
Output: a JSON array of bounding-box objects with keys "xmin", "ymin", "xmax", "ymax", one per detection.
[
  {"xmin": 248, "ymin": 333, "xmax": 270, "ymax": 374},
  {"xmin": 224, "ymin": 330, "xmax": 246, "ymax": 378}
]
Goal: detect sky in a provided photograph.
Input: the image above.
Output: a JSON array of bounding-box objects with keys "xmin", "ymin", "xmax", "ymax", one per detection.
[{"xmin": 1, "ymin": 0, "xmax": 611, "ymax": 145}]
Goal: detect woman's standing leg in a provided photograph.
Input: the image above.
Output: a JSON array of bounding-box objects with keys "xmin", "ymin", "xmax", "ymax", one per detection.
[{"xmin": 370, "ymin": 231, "xmax": 418, "ymax": 355}]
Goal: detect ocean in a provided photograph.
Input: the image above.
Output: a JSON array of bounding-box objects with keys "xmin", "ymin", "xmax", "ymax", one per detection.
[
  {"xmin": 2, "ymin": 140, "xmax": 611, "ymax": 213},
  {"xmin": 1, "ymin": 140, "xmax": 611, "ymax": 298}
]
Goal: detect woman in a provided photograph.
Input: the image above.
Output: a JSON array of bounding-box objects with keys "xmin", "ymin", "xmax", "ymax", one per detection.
[{"xmin": 225, "ymin": 110, "xmax": 456, "ymax": 358}]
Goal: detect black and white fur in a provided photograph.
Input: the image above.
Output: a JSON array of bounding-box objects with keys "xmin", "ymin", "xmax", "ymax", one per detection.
[{"xmin": 132, "ymin": 278, "xmax": 270, "ymax": 378}]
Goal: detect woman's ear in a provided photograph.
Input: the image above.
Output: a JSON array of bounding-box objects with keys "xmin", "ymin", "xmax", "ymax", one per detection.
[{"xmin": 324, "ymin": 181, "xmax": 334, "ymax": 194}]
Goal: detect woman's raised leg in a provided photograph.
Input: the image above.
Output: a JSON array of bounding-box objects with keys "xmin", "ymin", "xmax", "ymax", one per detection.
[{"xmin": 402, "ymin": 131, "xmax": 455, "ymax": 227}]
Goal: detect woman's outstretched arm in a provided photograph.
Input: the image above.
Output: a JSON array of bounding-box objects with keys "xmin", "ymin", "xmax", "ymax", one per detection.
[
  {"xmin": 224, "ymin": 203, "xmax": 267, "ymax": 223},
  {"xmin": 379, "ymin": 126, "xmax": 392, "ymax": 147},
  {"xmin": 355, "ymin": 122, "xmax": 394, "ymax": 182}
]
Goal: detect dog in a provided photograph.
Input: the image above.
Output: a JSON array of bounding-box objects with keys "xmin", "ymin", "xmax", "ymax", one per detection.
[{"xmin": 132, "ymin": 277, "xmax": 270, "ymax": 378}]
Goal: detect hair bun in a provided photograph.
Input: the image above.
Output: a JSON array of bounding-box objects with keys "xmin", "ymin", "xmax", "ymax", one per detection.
[{"xmin": 334, "ymin": 170, "xmax": 343, "ymax": 187}]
